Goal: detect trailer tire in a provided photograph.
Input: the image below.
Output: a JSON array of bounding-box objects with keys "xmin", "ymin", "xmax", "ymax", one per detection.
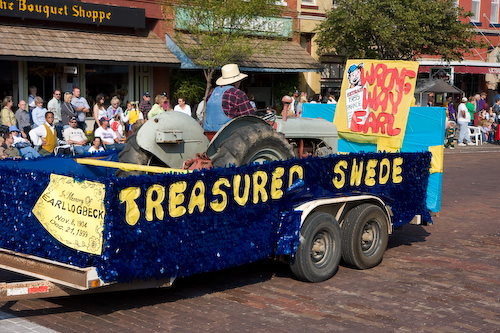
[
  {"xmin": 341, "ymin": 203, "xmax": 389, "ymax": 269},
  {"xmin": 211, "ymin": 123, "xmax": 294, "ymax": 167},
  {"xmin": 116, "ymin": 132, "xmax": 152, "ymax": 177},
  {"xmin": 290, "ymin": 212, "xmax": 341, "ymax": 282}
]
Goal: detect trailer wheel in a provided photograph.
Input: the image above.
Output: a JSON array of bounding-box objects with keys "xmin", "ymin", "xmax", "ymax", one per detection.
[
  {"xmin": 211, "ymin": 122, "xmax": 294, "ymax": 167},
  {"xmin": 290, "ymin": 212, "xmax": 341, "ymax": 282},
  {"xmin": 341, "ymin": 203, "xmax": 389, "ymax": 269}
]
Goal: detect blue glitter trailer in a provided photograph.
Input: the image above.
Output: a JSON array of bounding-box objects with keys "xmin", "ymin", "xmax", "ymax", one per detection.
[{"xmin": 0, "ymin": 149, "xmax": 432, "ymax": 301}]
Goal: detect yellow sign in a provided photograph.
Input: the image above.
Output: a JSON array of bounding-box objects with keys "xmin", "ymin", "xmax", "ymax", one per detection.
[
  {"xmin": 32, "ymin": 174, "xmax": 106, "ymax": 255},
  {"xmin": 334, "ymin": 60, "xmax": 419, "ymax": 149}
]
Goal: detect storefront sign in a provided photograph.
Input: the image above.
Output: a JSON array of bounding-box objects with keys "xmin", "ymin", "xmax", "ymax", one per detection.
[
  {"xmin": 32, "ymin": 174, "xmax": 106, "ymax": 255},
  {"xmin": 0, "ymin": 0, "xmax": 145, "ymax": 28},
  {"xmin": 334, "ymin": 60, "xmax": 419, "ymax": 150}
]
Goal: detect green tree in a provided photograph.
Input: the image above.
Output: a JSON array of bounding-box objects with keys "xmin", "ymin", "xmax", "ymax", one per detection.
[
  {"xmin": 165, "ymin": 0, "xmax": 284, "ymax": 120},
  {"xmin": 315, "ymin": 0, "xmax": 484, "ymax": 61}
]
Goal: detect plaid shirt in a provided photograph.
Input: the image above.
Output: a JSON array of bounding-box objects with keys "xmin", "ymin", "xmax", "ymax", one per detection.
[{"xmin": 220, "ymin": 87, "xmax": 254, "ymax": 118}]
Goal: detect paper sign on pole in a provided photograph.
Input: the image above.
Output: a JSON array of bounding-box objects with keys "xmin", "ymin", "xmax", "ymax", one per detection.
[
  {"xmin": 334, "ymin": 60, "xmax": 419, "ymax": 150},
  {"xmin": 32, "ymin": 174, "xmax": 106, "ymax": 255}
]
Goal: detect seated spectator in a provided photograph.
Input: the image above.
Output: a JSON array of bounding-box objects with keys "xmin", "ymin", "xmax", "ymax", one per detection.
[
  {"xmin": 1, "ymin": 96, "xmax": 16, "ymax": 127},
  {"xmin": 94, "ymin": 117, "xmax": 124, "ymax": 151},
  {"xmin": 174, "ymin": 97, "xmax": 192, "ymax": 116},
  {"xmin": 1, "ymin": 133, "xmax": 21, "ymax": 159},
  {"xmin": 29, "ymin": 111, "xmax": 59, "ymax": 156},
  {"xmin": 9, "ymin": 125, "xmax": 39, "ymax": 159},
  {"xmin": 88, "ymin": 136, "xmax": 105, "ymax": 154},
  {"xmin": 32, "ymin": 97, "xmax": 47, "ymax": 128},
  {"xmin": 63, "ymin": 117, "xmax": 90, "ymax": 155}
]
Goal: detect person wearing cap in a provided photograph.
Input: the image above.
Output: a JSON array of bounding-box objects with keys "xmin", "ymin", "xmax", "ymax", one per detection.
[
  {"xmin": 9, "ymin": 125, "xmax": 39, "ymax": 159},
  {"xmin": 139, "ymin": 92, "xmax": 152, "ymax": 120},
  {"xmin": 63, "ymin": 116, "xmax": 89, "ymax": 155},
  {"xmin": 94, "ymin": 116, "xmax": 124, "ymax": 151},
  {"xmin": 204, "ymin": 63, "xmax": 254, "ymax": 132},
  {"xmin": 457, "ymin": 97, "xmax": 474, "ymax": 146},
  {"xmin": 29, "ymin": 111, "xmax": 59, "ymax": 156}
]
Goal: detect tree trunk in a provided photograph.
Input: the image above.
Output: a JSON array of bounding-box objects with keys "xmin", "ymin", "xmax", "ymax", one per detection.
[{"xmin": 201, "ymin": 68, "xmax": 215, "ymax": 126}]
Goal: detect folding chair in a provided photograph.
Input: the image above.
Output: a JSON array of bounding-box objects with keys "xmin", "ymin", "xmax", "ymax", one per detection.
[{"xmin": 467, "ymin": 126, "xmax": 482, "ymax": 145}]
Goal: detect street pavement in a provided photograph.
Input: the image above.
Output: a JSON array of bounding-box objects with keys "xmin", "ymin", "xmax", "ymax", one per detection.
[{"xmin": 0, "ymin": 145, "xmax": 499, "ymax": 332}]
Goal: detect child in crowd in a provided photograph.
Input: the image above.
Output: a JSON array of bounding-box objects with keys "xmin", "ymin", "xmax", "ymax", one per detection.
[
  {"xmin": 110, "ymin": 114, "xmax": 126, "ymax": 142},
  {"xmin": 124, "ymin": 101, "xmax": 143, "ymax": 136},
  {"xmin": 444, "ymin": 121, "xmax": 455, "ymax": 149},
  {"xmin": 88, "ymin": 136, "xmax": 104, "ymax": 154}
]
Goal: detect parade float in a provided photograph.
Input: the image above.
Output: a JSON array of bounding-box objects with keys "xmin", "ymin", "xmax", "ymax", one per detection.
[{"xmin": 0, "ymin": 60, "xmax": 445, "ymax": 300}]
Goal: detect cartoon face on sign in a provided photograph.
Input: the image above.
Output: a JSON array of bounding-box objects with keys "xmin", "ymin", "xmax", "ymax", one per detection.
[{"xmin": 347, "ymin": 63, "xmax": 363, "ymax": 88}]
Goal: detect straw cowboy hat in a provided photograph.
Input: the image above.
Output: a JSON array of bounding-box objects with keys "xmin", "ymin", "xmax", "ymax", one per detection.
[{"xmin": 216, "ymin": 64, "xmax": 248, "ymax": 86}]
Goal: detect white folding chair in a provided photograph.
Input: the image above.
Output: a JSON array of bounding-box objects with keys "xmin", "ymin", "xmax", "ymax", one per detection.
[{"xmin": 468, "ymin": 126, "xmax": 482, "ymax": 145}]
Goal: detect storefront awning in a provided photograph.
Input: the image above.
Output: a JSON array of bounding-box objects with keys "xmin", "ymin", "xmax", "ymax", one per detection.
[
  {"xmin": 0, "ymin": 24, "xmax": 180, "ymax": 66},
  {"xmin": 419, "ymin": 61, "xmax": 500, "ymax": 75},
  {"xmin": 167, "ymin": 33, "xmax": 322, "ymax": 72}
]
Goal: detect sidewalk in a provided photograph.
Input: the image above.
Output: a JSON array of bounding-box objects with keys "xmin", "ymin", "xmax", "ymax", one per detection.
[{"xmin": 444, "ymin": 141, "xmax": 500, "ymax": 154}]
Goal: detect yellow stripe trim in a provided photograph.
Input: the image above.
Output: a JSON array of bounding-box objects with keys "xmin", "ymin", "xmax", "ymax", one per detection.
[{"xmin": 74, "ymin": 158, "xmax": 191, "ymax": 174}]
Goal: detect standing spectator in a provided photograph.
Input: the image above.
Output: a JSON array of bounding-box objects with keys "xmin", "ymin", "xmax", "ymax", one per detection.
[
  {"xmin": 173, "ymin": 97, "xmax": 192, "ymax": 117},
  {"xmin": 161, "ymin": 92, "xmax": 171, "ymax": 111},
  {"xmin": 63, "ymin": 117, "xmax": 89, "ymax": 155},
  {"xmin": 124, "ymin": 100, "xmax": 143, "ymax": 136},
  {"xmin": 94, "ymin": 117, "xmax": 124, "ymax": 150},
  {"xmin": 139, "ymin": 92, "xmax": 152, "ymax": 120},
  {"xmin": 93, "ymin": 94, "xmax": 107, "ymax": 131},
  {"xmin": 466, "ymin": 96, "xmax": 476, "ymax": 126},
  {"xmin": 106, "ymin": 96, "xmax": 123, "ymax": 119},
  {"xmin": 281, "ymin": 95, "xmax": 293, "ymax": 121},
  {"xmin": 32, "ymin": 97, "xmax": 47, "ymax": 128},
  {"xmin": 309, "ymin": 94, "xmax": 321, "ymax": 103},
  {"xmin": 61, "ymin": 92, "xmax": 77, "ymax": 128},
  {"xmin": 327, "ymin": 94, "xmax": 337, "ymax": 104},
  {"xmin": 71, "ymin": 87, "xmax": 90, "ymax": 131},
  {"xmin": 457, "ymin": 97, "xmax": 474, "ymax": 146},
  {"xmin": 29, "ymin": 111, "xmax": 58, "ymax": 156},
  {"xmin": 248, "ymin": 94, "xmax": 257, "ymax": 110},
  {"xmin": 1, "ymin": 96, "xmax": 16, "ymax": 127},
  {"xmin": 28, "ymin": 85, "xmax": 37, "ymax": 112},
  {"xmin": 290, "ymin": 90, "xmax": 300, "ymax": 115},
  {"xmin": 148, "ymin": 94, "xmax": 167, "ymax": 119},
  {"xmin": 492, "ymin": 98, "xmax": 500, "ymax": 116},
  {"xmin": 47, "ymin": 89, "xmax": 63, "ymax": 139},
  {"xmin": 477, "ymin": 92, "xmax": 487, "ymax": 112},
  {"xmin": 446, "ymin": 96, "xmax": 456, "ymax": 122},
  {"xmin": 15, "ymin": 100, "xmax": 31, "ymax": 138}
]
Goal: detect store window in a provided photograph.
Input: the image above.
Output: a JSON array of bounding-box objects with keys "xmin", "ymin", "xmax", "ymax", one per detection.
[
  {"xmin": 85, "ymin": 65, "xmax": 129, "ymax": 108},
  {"xmin": 0, "ymin": 61, "xmax": 17, "ymax": 100},
  {"xmin": 321, "ymin": 63, "xmax": 344, "ymax": 80},
  {"xmin": 491, "ymin": 0, "xmax": 499, "ymax": 24},
  {"xmin": 472, "ymin": 0, "xmax": 481, "ymax": 22}
]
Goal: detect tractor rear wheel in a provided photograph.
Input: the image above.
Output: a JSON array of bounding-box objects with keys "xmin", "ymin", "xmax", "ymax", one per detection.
[
  {"xmin": 211, "ymin": 123, "xmax": 294, "ymax": 168},
  {"xmin": 116, "ymin": 132, "xmax": 153, "ymax": 177}
]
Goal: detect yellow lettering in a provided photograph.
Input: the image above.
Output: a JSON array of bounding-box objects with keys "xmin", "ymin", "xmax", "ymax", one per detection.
[
  {"xmin": 106, "ymin": 12, "xmax": 111, "ymax": 20},
  {"xmin": 350, "ymin": 158, "xmax": 364, "ymax": 186},
  {"xmin": 119, "ymin": 187, "xmax": 141, "ymax": 226},
  {"xmin": 288, "ymin": 165, "xmax": 304, "ymax": 187},
  {"xmin": 332, "ymin": 160, "xmax": 348, "ymax": 189},
  {"xmin": 188, "ymin": 180, "xmax": 206, "ymax": 214},
  {"xmin": 43, "ymin": 5, "xmax": 49, "ymax": 18},
  {"xmin": 233, "ymin": 174, "xmax": 250, "ymax": 206},
  {"xmin": 379, "ymin": 158, "xmax": 390, "ymax": 184},
  {"xmin": 392, "ymin": 157, "xmax": 403, "ymax": 183},
  {"xmin": 72, "ymin": 5, "xmax": 78, "ymax": 16},
  {"xmin": 364, "ymin": 159, "xmax": 378, "ymax": 187},
  {"xmin": 18, "ymin": 0, "xmax": 26, "ymax": 11},
  {"xmin": 64, "ymin": 5, "xmax": 68, "ymax": 15},
  {"xmin": 145, "ymin": 184, "xmax": 165, "ymax": 221},
  {"xmin": 9, "ymin": 2, "xmax": 13, "ymax": 10},
  {"xmin": 168, "ymin": 181, "xmax": 187, "ymax": 218},
  {"xmin": 210, "ymin": 178, "xmax": 230, "ymax": 212},
  {"xmin": 270, "ymin": 167, "xmax": 285, "ymax": 199},
  {"xmin": 99, "ymin": 11, "xmax": 105, "ymax": 22},
  {"xmin": 252, "ymin": 171, "xmax": 268, "ymax": 204}
]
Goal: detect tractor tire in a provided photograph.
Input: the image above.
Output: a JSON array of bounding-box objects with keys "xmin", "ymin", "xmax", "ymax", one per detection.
[
  {"xmin": 290, "ymin": 212, "xmax": 342, "ymax": 282},
  {"xmin": 211, "ymin": 122, "xmax": 294, "ymax": 167},
  {"xmin": 341, "ymin": 203, "xmax": 389, "ymax": 270},
  {"xmin": 116, "ymin": 132, "xmax": 152, "ymax": 177}
]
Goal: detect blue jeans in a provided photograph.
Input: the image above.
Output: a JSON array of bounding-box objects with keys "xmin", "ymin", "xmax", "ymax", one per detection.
[
  {"xmin": 104, "ymin": 143, "xmax": 125, "ymax": 151},
  {"xmin": 458, "ymin": 121, "xmax": 471, "ymax": 144},
  {"xmin": 73, "ymin": 145, "xmax": 90, "ymax": 155}
]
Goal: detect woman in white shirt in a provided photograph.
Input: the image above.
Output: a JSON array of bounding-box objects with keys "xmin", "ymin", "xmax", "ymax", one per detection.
[
  {"xmin": 93, "ymin": 94, "xmax": 107, "ymax": 130},
  {"xmin": 173, "ymin": 97, "xmax": 192, "ymax": 117}
]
